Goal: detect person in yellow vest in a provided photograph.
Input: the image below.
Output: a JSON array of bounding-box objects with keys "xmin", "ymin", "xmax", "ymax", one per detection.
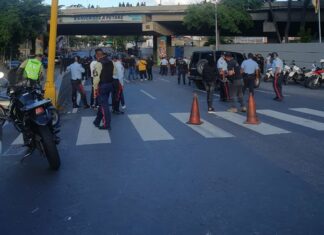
[
  {"xmin": 137, "ymin": 57, "xmax": 147, "ymax": 81},
  {"xmin": 17, "ymin": 54, "xmax": 44, "ymax": 87}
]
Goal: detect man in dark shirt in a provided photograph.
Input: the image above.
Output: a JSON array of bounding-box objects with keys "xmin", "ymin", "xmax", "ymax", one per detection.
[
  {"xmin": 177, "ymin": 57, "xmax": 188, "ymax": 85},
  {"xmin": 225, "ymin": 53, "xmax": 246, "ymax": 113},
  {"xmin": 202, "ymin": 56, "xmax": 217, "ymax": 113},
  {"xmin": 93, "ymin": 49, "xmax": 114, "ymax": 130}
]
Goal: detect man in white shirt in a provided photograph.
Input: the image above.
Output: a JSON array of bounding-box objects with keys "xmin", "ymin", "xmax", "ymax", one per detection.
[
  {"xmin": 169, "ymin": 56, "xmax": 176, "ymax": 76},
  {"xmin": 241, "ymin": 53, "xmax": 259, "ymax": 95},
  {"xmin": 217, "ymin": 52, "xmax": 230, "ymax": 102},
  {"xmin": 66, "ymin": 56, "xmax": 89, "ymax": 109},
  {"xmin": 160, "ymin": 57, "xmax": 168, "ymax": 76},
  {"xmin": 90, "ymin": 56, "xmax": 98, "ymax": 108},
  {"xmin": 112, "ymin": 55, "xmax": 125, "ymax": 114}
]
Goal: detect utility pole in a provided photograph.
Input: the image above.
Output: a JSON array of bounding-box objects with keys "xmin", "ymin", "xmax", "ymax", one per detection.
[
  {"xmin": 214, "ymin": 0, "xmax": 219, "ymax": 51},
  {"xmin": 44, "ymin": 0, "xmax": 58, "ymax": 106}
]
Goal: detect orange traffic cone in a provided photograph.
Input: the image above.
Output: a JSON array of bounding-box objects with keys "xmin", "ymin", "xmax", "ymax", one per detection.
[
  {"xmin": 244, "ymin": 93, "xmax": 260, "ymax": 125},
  {"xmin": 187, "ymin": 93, "xmax": 203, "ymax": 125}
]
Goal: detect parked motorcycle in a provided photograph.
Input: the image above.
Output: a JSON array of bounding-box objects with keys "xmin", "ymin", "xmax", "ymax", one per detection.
[
  {"xmin": 286, "ymin": 61, "xmax": 306, "ymax": 85},
  {"xmin": 0, "ymin": 73, "xmax": 61, "ymax": 170},
  {"xmin": 282, "ymin": 61, "xmax": 292, "ymax": 85},
  {"xmin": 304, "ymin": 60, "xmax": 324, "ymax": 89},
  {"xmin": 263, "ymin": 67, "xmax": 274, "ymax": 82}
]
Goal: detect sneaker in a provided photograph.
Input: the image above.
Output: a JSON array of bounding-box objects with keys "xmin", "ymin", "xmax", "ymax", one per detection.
[
  {"xmin": 83, "ymin": 105, "xmax": 90, "ymax": 109},
  {"xmin": 208, "ymin": 107, "xmax": 216, "ymax": 113},
  {"xmin": 121, "ymin": 105, "xmax": 126, "ymax": 109},
  {"xmin": 144, "ymin": 78, "xmax": 148, "ymax": 81},
  {"xmin": 227, "ymin": 107, "xmax": 238, "ymax": 113},
  {"xmin": 241, "ymin": 107, "xmax": 247, "ymax": 112},
  {"xmin": 73, "ymin": 104, "xmax": 80, "ymax": 108},
  {"xmin": 140, "ymin": 79, "xmax": 144, "ymax": 82}
]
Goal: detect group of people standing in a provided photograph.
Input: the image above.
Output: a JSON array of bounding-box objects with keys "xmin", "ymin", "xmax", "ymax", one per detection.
[
  {"xmin": 202, "ymin": 51, "xmax": 284, "ymax": 114},
  {"xmin": 159, "ymin": 57, "xmax": 191, "ymax": 85},
  {"xmin": 67, "ymin": 49, "xmax": 127, "ymax": 130},
  {"xmin": 124, "ymin": 55, "xmax": 154, "ymax": 82}
]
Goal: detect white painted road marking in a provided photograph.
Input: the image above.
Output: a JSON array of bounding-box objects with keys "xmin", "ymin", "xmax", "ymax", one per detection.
[
  {"xmin": 76, "ymin": 116, "xmax": 111, "ymax": 146},
  {"xmin": 12, "ymin": 134, "xmax": 24, "ymax": 145},
  {"xmin": 257, "ymin": 109, "xmax": 324, "ymax": 131},
  {"xmin": 128, "ymin": 114, "xmax": 174, "ymax": 141},
  {"xmin": 290, "ymin": 108, "xmax": 324, "ymax": 118},
  {"xmin": 140, "ymin": 89, "xmax": 156, "ymax": 100},
  {"xmin": 213, "ymin": 112, "xmax": 290, "ymax": 135},
  {"xmin": 171, "ymin": 113, "xmax": 234, "ymax": 138}
]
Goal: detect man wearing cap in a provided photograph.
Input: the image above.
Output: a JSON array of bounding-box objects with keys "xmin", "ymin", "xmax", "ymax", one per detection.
[
  {"xmin": 225, "ymin": 53, "xmax": 246, "ymax": 113},
  {"xmin": 271, "ymin": 52, "xmax": 284, "ymax": 101},
  {"xmin": 217, "ymin": 52, "xmax": 230, "ymax": 102},
  {"xmin": 93, "ymin": 48, "xmax": 114, "ymax": 130},
  {"xmin": 241, "ymin": 53, "xmax": 260, "ymax": 96}
]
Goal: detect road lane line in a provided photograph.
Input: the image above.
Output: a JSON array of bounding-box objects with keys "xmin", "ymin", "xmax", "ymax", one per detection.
[
  {"xmin": 213, "ymin": 112, "xmax": 290, "ymax": 135},
  {"xmin": 290, "ymin": 108, "xmax": 324, "ymax": 118},
  {"xmin": 171, "ymin": 113, "xmax": 234, "ymax": 138},
  {"xmin": 128, "ymin": 114, "xmax": 174, "ymax": 141},
  {"xmin": 257, "ymin": 109, "xmax": 324, "ymax": 131},
  {"xmin": 140, "ymin": 89, "xmax": 156, "ymax": 100},
  {"xmin": 76, "ymin": 116, "xmax": 111, "ymax": 145}
]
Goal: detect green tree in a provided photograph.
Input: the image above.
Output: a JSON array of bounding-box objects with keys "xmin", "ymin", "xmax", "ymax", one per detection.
[
  {"xmin": 183, "ymin": 0, "xmax": 263, "ymax": 35},
  {"xmin": 0, "ymin": 0, "xmax": 49, "ymax": 58}
]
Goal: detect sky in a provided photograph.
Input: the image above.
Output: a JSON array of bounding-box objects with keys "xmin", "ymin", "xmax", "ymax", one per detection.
[{"xmin": 43, "ymin": 0, "xmax": 199, "ymax": 7}]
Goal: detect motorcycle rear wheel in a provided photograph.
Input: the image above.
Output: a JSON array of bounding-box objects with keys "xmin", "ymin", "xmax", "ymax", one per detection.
[
  {"xmin": 306, "ymin": 76, "xmax": 321, "ymax": 89},
  {"xmin": 38, "ymin": 125, "xmax": 61, "ymax": 170}
]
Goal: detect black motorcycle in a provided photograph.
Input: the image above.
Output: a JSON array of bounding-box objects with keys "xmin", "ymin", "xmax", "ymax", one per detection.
[{"xmin": 0, "ymin": 78, "xmax": 61, "ymax": 170}]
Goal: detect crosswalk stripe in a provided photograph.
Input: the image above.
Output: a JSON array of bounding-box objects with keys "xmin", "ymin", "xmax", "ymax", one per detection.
[
  {"xmin": 12, "ymin": 134, "xmax": 24, "ymax": 145},
  {"xmin": 171, "ymin": 113, "xmax": 234, "ymax": 138},
  {"xmin": 257, "ymin": 109, "xmax": 324, "ymax": 131},
  {"xmin": 213, "ymin": 112, "xmax": 290, "ymax": 135},
  {"xmin": 128, "ymin": 114, "xmax": 174, "ymax": 141},
  {"xmin": 290, "ymin": 108, "xmax": 324, "ymax": 118},
  {"xmin": 76, "ymin": 116, "xmax": 111, "ymax": 146}
]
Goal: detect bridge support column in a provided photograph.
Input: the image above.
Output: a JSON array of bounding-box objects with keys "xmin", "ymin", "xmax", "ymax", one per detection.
[{"xmin": 154, "ymin": 35, "xmax": 173, "ymax": 65}]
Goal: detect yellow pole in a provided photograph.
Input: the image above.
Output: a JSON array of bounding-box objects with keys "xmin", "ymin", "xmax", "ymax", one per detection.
[{"xmin": 44, "ymin": 0, "xmax": 58, "ymax": 106}]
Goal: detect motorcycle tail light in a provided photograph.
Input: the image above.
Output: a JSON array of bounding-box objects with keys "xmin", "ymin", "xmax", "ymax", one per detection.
[{"xmin": 35, "ymin": 107, "xmax": 45, "ymax": 115}]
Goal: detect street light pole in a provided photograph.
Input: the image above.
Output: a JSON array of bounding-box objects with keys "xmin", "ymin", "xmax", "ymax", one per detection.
[
  {"xmin": 214, "ymin": 0, "xmax": 219, "ymax": 51},
  {"xmin": 44, "ymin": 0, "xmax": 58, "ymax": 106}
]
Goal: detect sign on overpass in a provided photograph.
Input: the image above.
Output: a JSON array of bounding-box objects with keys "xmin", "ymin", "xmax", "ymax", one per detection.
[{"xmin": 59, "ymin": 14, "xmax": 144, "ymax": 24}]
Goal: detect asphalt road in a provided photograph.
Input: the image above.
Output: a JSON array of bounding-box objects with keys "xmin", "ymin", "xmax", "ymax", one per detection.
[{"xmin": 1, "ymin": 70, "xmax": 324, "ymax": 234}]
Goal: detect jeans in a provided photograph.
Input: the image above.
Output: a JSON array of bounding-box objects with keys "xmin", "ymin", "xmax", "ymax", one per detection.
[
  {"xmin": 112, "ymin": 79, "xmax": 120, "ymax": 111},
  {"xmin": 128, "ymin": 67, "xmax": 136, "ymax": 80},
  {"xmin": 139, "ymin": 70, "xmax": 147, "ymax": 80},
  {"xmin": 204, "ymin": 81, "xmax": 216, "ymax": 108},
  {"xmin": 147, "ymin": 68, "xmax": 153, "ymax": 80},
  {"xmin": 229, "ymin": 79, "xmax": 245, "ymax": 108},
  {"xmin": 178, "ymin": 72, "xmax": 186, "ymax": 85},
  {"xmin": 71, "ymin": 79, "xmax": 88, "ymax": 106},
  {"xmin": 94, "ymin": 83, "xmax": 114, "ymax": 128}
]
